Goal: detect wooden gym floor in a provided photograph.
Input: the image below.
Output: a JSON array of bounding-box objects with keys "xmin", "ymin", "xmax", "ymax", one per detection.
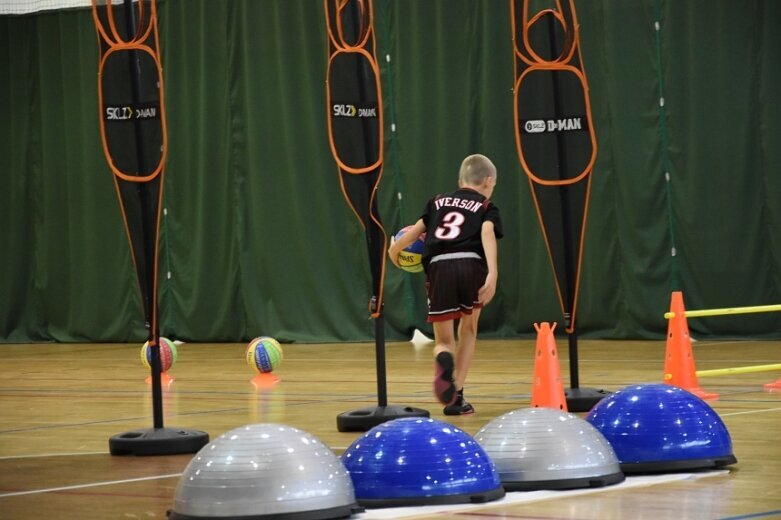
[{"xmin": 1, "ymin": 337, "xmax": 780, "ymax": 519}]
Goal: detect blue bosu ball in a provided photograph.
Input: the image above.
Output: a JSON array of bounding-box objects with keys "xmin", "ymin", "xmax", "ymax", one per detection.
[
  {"xmin": 585, "ymin": 384, "xmax": 737, "ymax": 474},
  {"xmin": 342, "ymin": 417, "xmax": 505, "ymax": 508}
]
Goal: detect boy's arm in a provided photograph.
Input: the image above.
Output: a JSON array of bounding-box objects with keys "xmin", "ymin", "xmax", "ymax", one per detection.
[
  {"xmin": 388, "ymin": 219, "xmax": 426, "ymax": 268},
  {"xmin": 478, "ymin": 220, "xmax": 498, "ymax": 305}
]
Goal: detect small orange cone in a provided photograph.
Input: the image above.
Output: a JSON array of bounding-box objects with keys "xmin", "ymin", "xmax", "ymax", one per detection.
[
  {"xmin": 763, "ymin": 376, "xmax": 781, "ymax": 392},
  {"xmin": 530, "ymin": 322, "xmax": 568, "ymax": 411},
  {"xmin": 251, "ymin": 373, "xmax": 280, "ymax": 389},
  {"xmin": 662, "ymin": 291, "xmax": 718, "ymax": 400},
  {"xmin": 145, "ymin": 371, "xmax": 174, "ymax": 389}
]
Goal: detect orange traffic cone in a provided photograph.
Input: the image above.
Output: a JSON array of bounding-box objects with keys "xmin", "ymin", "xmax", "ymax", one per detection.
[
  {"xmin": 530, "ymin": 322, "xmax": 568, "ymax": 411},
  {"xmin": 663, "ymin": 291, "xmax": 718, "ymax": 400}
]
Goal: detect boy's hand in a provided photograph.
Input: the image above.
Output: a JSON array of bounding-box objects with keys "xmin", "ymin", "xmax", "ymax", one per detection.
[
  {"xmin": 387, "ymin": 235, "xmax": 401, "ymax": 268},
  {"xmin": 479, "ymin": 221, "xmax": 498, "ymax": 305},
  {"xmin": 389, "ymin": 220, "xmax": 425, "ymax": 269},
  {"xmin": 478, "ymin": 272, "xmax": 497, "ymax": 305}
]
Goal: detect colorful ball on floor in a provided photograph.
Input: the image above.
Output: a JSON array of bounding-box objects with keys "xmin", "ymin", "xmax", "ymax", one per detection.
[
  {"xmin": 246, "ymin": 336, "xmax": 283, "ymax": 374},
  {"xmin": 341, "ymin": 417, "xmax": 505, "ymax": 507},
  {"xmin": 394, "ymin": 226, "xmax": 425, "ymax": 273},
  {"xmin": 140, "ymin": 337, "xmax": 177, "ymax": 372},
  {"xmin": 586, "ymin": 383, "xmax": 737, "ymax": 474}
]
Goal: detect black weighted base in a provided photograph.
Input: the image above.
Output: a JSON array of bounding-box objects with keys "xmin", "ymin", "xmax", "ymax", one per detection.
[
  {"xmin": 565, "ymin": 387, "xmax": 611, "ymax": 413},
  {"xmin": 109, "ymin": 427, "xmax": 210, "ymax": 456},
  {"xmin": 620, "ymin": 454, "xmax": 737, "ymax": 475},
  {"xmin": 337, "ymin": 405, "xmax": 430, "ymax": 432},
  {"xmin": 168, "ymin": 504, "xmax": 365, "ymax": 520},
  {"xmin": 356, "ymin": 485, "xmax": 505, "ymax": 509},
  {"xmin": 503, "ymin": 470, "xmax": 625, "ymax": 491}
]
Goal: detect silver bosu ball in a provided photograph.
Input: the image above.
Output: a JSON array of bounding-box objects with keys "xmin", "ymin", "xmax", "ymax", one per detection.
[
  {"xmin": 475, "ymin": 407, "xmax": 625, "ymax": 490},
  {"xmin": 168, "ymin": 423, "xmax": 362, "ymax": 519}
]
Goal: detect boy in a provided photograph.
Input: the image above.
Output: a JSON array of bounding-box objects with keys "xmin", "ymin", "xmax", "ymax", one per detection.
[{"xmin": 389, "ymin": 154, "xmax": 502, "ymax": 415}]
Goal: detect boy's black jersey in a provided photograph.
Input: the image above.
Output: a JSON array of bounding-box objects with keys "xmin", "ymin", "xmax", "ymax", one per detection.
[{"xmin": 419, "ymin": 187, "xmax": 503, "ymax": 268}]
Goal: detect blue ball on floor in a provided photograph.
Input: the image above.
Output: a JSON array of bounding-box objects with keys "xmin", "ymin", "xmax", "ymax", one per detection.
[
  {"xmin": 341, "ymin": 417, "xmax": 504, "ymax": 507},
  {"xmin": 585, "ymin": 383, "xmax": 737, "ymax": 473}
]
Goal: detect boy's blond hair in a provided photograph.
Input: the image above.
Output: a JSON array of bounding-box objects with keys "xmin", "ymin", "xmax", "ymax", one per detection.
[{"xmin": 458, "ymin": 154, "xmax": 496, "ymax": 186}]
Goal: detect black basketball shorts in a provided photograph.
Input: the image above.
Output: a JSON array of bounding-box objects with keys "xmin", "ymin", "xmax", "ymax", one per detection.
[{"xmin": 425, "ymin": 254, "xmax": 488, "ymax": 323}]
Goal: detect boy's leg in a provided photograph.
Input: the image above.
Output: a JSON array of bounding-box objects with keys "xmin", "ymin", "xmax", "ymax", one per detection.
[
  {"xmin": 432, "ymin": 320, "xmax": 457, "ymax": 405},
  {"xmin": 442, "ymin": 311, "xmax": 480, "ymax": 415},
  {"xmin": 454, "ymin": 309, "xmax": 481, "ymax": 391}
]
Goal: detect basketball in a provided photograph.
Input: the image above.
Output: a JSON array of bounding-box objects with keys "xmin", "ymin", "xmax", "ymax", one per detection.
[
  {"xmin": 140, "ymin": 337, "xmax": 178, "ymax": 372},
  {"xmin": 394, "ymin": 226, "xmax": 426, "ymax": 273},
  {"xmin": 246, "ymin": 336, "xmax": 284, "ymax": 374}
]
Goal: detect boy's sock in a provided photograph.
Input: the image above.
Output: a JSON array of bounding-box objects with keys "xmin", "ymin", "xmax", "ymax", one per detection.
[{"xmin": 433, "ymin": 351, "xmax": 457, "ymax": 406}]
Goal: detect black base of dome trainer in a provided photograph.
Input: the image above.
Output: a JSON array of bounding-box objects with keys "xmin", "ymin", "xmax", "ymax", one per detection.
[
  {"xmin": 168, "ymin": 504, "xmax": 365, "ymax": 520},
  {"xmin": 356, "ymin": 485, "xmax": 505, "ymax": 509},
  {"xmin": 620, "ymin": 454, "xmax": 738, "ymax": 475},
  {"xmin": 565, "ymin": 387, "xmax": 612, "ymax": 413},
  {"xmin": 503, "ymin": 470, "xmax": 625, "ymax": 491},
  {"xmin": 109, "ymin": 427, "xmax": 209, "ymax": 456},
  {"xmin": 337, "ymin": 405, "xmax": 430, "ymax": 432}
]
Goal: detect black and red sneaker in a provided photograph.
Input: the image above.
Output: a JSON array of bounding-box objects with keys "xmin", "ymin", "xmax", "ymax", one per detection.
[
  {"xmin": 444, "ymin": 390, "xmax": 475, "ymax": 416},
  {"xmin": 433, "ymin": 351, "xmax": 457, "ymax": 406}
]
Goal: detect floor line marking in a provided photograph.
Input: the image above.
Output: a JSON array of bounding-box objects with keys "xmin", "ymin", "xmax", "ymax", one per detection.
[
  {"xmin": 0, "ymin": 473, "xmax": 183, "ymax": 498},
  {"xmin": 0, "ymin": 451, "xmax": 107, "ymax": 460},
  {"xmin": 721, "ymin": 406, "xmax": 781, "ymax": 417}
]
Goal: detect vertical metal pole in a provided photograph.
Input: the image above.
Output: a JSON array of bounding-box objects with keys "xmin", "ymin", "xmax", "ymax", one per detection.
[
  {"xmin": 123, "ymin": 0, "xmax": 164, "ymax": 429},
  {"xmin": 346, "ymin": 0, "xmax": 388, "ymax": 408},
  {"xmin": 375, "ymin": 315, "xmax": 388, "ymax": 407},
  {"xmin": 544, "ymin": 14, "xmax": 581, "ymax": 390}
]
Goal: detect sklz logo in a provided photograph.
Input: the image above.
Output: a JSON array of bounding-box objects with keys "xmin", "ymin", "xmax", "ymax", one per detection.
[
  {"xmin": 524, "ymin": 120, "xmax": 546, "ymax": 133},
  {"xmin": 104, "ymin": 104, "xmax": 159, "ymax": 121},
  {"xmin": 522, "ymin": 117, "xmax": 584, "ymax": 133},
  {"xmin": 332, "ymin": 104, "xmax": 378, "ymax": 118},
  {"xmin": 105, "ymin": 106, "xmax": 134, "ymax": 121}
]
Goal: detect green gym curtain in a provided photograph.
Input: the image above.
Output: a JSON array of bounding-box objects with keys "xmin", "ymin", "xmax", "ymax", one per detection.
[{"xmin": 2, "ymin": 1, "xmax": 780, "ymax": 343}]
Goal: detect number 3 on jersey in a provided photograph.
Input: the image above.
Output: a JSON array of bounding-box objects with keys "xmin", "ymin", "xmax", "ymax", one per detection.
[{"xmin": 434, "ymin": 211, "xmax": 465, "ymax": 240}]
